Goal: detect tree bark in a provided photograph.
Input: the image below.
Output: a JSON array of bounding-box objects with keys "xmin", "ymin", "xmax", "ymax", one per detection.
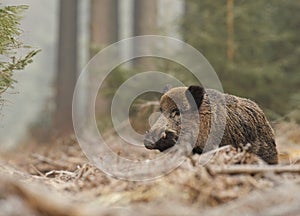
[
  {"xmin": 133, "ymin": 0, "xmax": 158, "ymax": 36},
  {"xmin": 89, "ymin": 0, "xmax": 119, "ymax": 116},
  {"xmin": 133, "ymin": 0, "xmax": 158, "ymax": 69},
  {"xmin": 226, "ymin": 0, "xmax": 234, "ymax": 62},
  {"xmin": 55, "ymin": 0, "xmax": 78, "ymax": 136},
  {"xmin": 90, "ymin": 0, "xmax": 119, "ymax": 57}
]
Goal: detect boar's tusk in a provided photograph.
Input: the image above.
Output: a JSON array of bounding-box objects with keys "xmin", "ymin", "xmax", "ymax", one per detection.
[
  {"xmin": 162, "ymin": 132, "xmax": 167, "ymax": 139},
  {"xmin": 166, "ymin": 129, "xmax": 176, "ymax": 134}
]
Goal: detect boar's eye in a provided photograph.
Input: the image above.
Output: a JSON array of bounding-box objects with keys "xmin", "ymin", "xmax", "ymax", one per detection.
[
  {"xmin": 171, "ymin": 108, "xmax": 180, "ymax": 117},
  {"xmin": 159, "ymin": 107, "xmax": 163, "ymax": 112}
]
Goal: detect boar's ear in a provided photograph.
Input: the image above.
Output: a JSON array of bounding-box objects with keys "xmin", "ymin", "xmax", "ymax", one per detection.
[
  {"xmin": 163, "ymin": 84, "xmax": 172, "ymax": 94},
  {"xmin": 185, "ymin": 85, "xmax": 205, "ymax": 109}
]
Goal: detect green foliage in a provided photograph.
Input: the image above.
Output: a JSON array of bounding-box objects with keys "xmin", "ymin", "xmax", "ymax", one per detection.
[
  {"xmin": 182, "ymin": 0, "xmax": 300, "ymax": 119},
  {"xmin": 0, "ymin": 4, "xmax": 40, "ymax": 96}
]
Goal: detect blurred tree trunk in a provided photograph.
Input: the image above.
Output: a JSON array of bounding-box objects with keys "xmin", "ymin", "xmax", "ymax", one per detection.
[
  {"xmin": 133, "ymin": 0, "xmax": 158, "ymax": 36},
  {"xmin": 226, "ymin": 0, "xmax": 234, "ymax": 62},
  {"xmin": 55, "ymin": 0, "xmax": 78, "ymax": 136},
  {"xmin": 89, "ymin": 0, "xmax": 119, "ymax": 116},
  {"xmin": 90, "ymin": 0, "xmax": 119, "ymax": 57},
  {"xmin": 133, "ymin": 0, "xmax": 158, "ymax": 70}
]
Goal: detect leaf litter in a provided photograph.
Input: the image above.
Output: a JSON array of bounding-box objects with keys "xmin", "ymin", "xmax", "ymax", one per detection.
[{"xmin": 1, "ymin": 124, "xmax": 300, "ymax": 216}]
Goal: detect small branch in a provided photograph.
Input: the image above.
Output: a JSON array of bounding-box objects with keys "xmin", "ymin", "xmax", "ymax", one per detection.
[
  {"xmin": 45, "ymin": 170, "xmax": 75, "ymax": 177},
  {"xmin": 137, "ymin": 101, "xmax": 160, "ymax": 109},
  {"xmin": 31, "ymin": 153, "xmax": 67, "ymax": 168},
  {"xmin": 208, "ymin": 164, "xmax": 300, "ymax": 175},
  {"xmin": 30, "ymin": 164, "xmax": 45, "ymax": 177}
]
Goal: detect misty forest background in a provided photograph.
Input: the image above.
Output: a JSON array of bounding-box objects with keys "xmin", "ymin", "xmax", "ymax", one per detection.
[{"xmin": 0, "ymin": 0, "xmax": 299, "ymax": 149}]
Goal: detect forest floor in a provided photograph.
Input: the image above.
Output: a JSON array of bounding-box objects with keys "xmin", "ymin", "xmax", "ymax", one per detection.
[{"xmin": 1, "ymin": 121, "xmax": 300, "ymax": 216}]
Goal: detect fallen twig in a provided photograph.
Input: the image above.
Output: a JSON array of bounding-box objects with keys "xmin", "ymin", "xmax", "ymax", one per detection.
[
  {"xmin": 208, "ymin": 164, "xmax": 300, "ymax": 175},
  {"xmin": 31, "ymin": 153, "xmax": 67, "ymax": 168},
  {"xmin": 45, "ymin": 170, "xmax": 76, "ymax": 178},
  {"xmin": 30, "ymin": 164, "xmax": 45, "ymax": 177},
  {"xmin": 138, "ymin": 101, "xmax": 160, "ymax": 109}
]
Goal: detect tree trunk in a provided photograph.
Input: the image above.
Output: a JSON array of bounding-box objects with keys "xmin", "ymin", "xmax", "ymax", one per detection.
[
  {"xmin": 133, "ymin": 0, "xmax": 158, "ymax": 36},
  {"xmin": 133, "ymin": 0, "xmax": 158, "ymax": 69},
  {"xmin": 89, "ymin": 0, "xmax": 119, "ymax": 116},
  {"xmin": 90, "ymin": 0, "xmax": 119, "ymax": 57},
  {"xmin": 226, "ymin": 0, "xmax": 234, "ymax": 62},
  {"xmin": 55, "ymin": 0, "xmax": 78, "ymax": 136}
]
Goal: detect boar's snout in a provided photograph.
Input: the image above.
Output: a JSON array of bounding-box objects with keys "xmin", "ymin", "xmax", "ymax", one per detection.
[{"xmin": 144, "ymin": 128, "xmax": 178, "ymax": 152}]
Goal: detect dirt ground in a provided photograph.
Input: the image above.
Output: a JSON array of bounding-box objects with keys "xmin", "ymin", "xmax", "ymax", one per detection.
[{"xmin": 1, "ymin": 121, "xmax": 300, "ymax": 216}]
